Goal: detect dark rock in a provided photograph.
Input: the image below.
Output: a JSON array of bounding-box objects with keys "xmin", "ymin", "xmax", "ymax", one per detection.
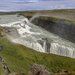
[
  {"xmin": 43, "ymin": 38, "xmax": 53, "ymax": 53},
  {"xmin": 28, "ymin": 63, "xmax": 52, "ymax": 75},
  {"xmin": 38, "ymin": 38, "xmax": 53, "ymax": 53},
  {"xmin": 57, "ymin": 69, "xmax": 69, "ymax": 73},
  {"xmin": 37, "ymin": 40, "xmax": 44, "ymax": 47},
  {"xmin": 1, "ymin": 27, "xmax": 20, "ymax": 39}
]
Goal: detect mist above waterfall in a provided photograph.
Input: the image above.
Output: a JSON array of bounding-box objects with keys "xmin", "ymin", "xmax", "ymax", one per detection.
[
  {"xmin": 0, "ymin": 14, "xmax": 75, "ymax": 58},
  {"xmin": 29, "ymin": 13, "xmax": 40, "ymax": 22}
]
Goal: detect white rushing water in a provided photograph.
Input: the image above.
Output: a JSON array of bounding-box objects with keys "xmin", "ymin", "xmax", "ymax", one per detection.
[{"xmin": 0, "ymin": 14, "xmax": 75, "ymax": 58}]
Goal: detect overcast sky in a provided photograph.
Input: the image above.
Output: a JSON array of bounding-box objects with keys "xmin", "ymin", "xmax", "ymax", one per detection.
[{"xmin": 0, "ymin": 0, "xmax": 75, "ymax": 12}]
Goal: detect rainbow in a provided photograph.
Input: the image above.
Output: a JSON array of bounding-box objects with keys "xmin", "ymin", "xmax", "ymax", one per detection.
[
  {"xmin": 6, "ymin": 34, "xmax": 17, "ymax": 43},
  {"xmin": 6, "ymin": 33, "xmax": 24, "ymax": 50}
]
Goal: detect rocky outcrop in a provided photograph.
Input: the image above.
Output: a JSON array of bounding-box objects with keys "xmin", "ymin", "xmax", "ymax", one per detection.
[
  {"xmin": 0, "ymin": 63, "xmax": 70, "ymax": 75},
  {"xmin": 0, "ymin": 52, "xmax": 11, "ymax": 74},
  {"xmin": 38, "ymin": 38, "xmax": 53, "ymax": 53},
  {"xmin": 28, "ymin": 64, "xmax": 53, "ymax": 75},
  {"xmin": 1, "ymin": 27, "xmax": 20, "ymax": 39},
  {"xmin": 1, "ymin": 60, "xmax": 11, "ymax": 74}
]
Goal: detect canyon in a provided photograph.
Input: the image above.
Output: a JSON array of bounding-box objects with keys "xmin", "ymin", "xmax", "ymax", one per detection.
[{"xmin": 0, "ymin": 14, "xmax": 75, "ymax": 58}]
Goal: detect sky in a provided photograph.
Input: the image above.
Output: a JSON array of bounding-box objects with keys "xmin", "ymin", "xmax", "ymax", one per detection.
[{"xmin": 0, "ymin": 0, "xmax": 75, "ymax": 12}]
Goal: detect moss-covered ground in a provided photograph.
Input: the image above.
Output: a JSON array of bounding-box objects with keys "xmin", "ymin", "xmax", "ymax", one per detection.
[
  {"xmin": 0, "ymin": 27, "xmax": 3, "ymax": 37},
  {"xmin": 0, "ymin": 63, "xmax": 5, "ymax": 74},
  {"xmin": 39, "ymin": 16, "xmax": 75, "ymax": 26},
  {"xmin": 0, "ymin": 37, "xmax": 75, "ymax": 74}
]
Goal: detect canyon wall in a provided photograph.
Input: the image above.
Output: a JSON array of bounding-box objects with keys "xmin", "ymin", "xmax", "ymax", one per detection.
[{"xmin": 31, "ymin": 16, "xmax": 75, "ymax": 43}]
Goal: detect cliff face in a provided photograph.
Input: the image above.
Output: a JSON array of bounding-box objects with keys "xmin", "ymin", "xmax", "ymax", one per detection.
[{"xmin": 31, "ymin": 16, "xmax": 75, "ymax": 43}]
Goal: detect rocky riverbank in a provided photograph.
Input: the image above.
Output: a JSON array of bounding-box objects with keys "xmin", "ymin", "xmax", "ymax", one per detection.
[{"xmin": 1, "ymin": 27, "xmax": 20, "ymax": 40}]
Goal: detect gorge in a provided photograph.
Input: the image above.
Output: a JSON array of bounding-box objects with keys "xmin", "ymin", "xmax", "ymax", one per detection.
[{"xmin": 0, "ymin": 14, "xmax": 75, "ymax": 58}]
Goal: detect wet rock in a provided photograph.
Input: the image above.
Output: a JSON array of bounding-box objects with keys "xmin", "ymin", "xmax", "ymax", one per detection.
[
  {"xmin": 38, "ymin": 38, "xmax": 53, "ymax": 53},
  {"xmin": 1, "ymin": 27, "xmax": 20, "ymax": 39},
  {"xmin": 28, "ymin": 63, "xmax": 52, "ymax": 75},
  {"xmin": 38, "ymin": 40, "xmax": 43, "ymax": 47}
]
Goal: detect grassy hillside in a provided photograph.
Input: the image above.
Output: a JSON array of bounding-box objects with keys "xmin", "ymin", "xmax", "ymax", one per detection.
[
  {"xmin": 0, "ymin": 9, "xmax": 75, "ymax": 20},
  {"xmin": 0, "ymin": 37, "xmax": 75, "ymax": 74},
  {"xmin": 0, "ymin": 27, "xmax": 3, "ymax": 37},
  {"xmin": 20, "ymin": 9, "xmax": 75, "ymax": 20},
  {"xmin": 39, "ymin": 16, "xmax": 75, "ymax": 25},
  {"xmin": 0, "ymin": 63, "xmax": 5, "ymax": 74}
]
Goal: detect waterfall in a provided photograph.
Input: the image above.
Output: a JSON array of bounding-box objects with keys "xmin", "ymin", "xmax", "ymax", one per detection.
[
  {"xmin": 0, "ymin": 14, "xmax": 75, "ymax": 58},
  {"xmin": 50, "ymin": 42, "xmax": 75, "ymax": 58}
]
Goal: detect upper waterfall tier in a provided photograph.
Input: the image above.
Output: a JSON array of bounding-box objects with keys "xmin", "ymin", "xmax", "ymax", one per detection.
[
  {"xmin": 0, "ymin": 14, "xmax": 25, "ymax": 24},
  {"xmin": 0, "ymin": 15, "xmax": 75, "ymax": 58}
]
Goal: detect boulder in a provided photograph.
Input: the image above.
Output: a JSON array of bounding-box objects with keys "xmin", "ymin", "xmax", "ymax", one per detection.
[
  {"xmin": 28, "ymin": 64, "xmax": 52, "ymax": 75},
  {"xmin": 38, "ymin": 38, "xmax": 53, "ymax": 53},
  {"xmin": 40, "ymin": 70, "xmax": 53, "ymax": 75}
]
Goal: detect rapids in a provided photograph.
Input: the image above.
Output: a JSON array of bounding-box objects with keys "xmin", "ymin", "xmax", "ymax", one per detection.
[{"xmin": 0, "ymin": 14, "xmax": 75, "ymax": 58}]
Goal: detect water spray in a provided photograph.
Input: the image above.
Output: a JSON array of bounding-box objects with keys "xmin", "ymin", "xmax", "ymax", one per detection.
[{"xmin": 29, "ymin": 13, "xmax": 40, "ymax": 22}]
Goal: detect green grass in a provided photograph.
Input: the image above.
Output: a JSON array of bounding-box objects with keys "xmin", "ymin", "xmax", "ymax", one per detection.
[
  {"xmin": 19, "ymin": 9, "xmax": 75, "ymax": 20},
  {"xmin": 0, "ymin": 27, "xmax": 3, "ymax": 36},
  {"xmin": 0, "ymin": 9, "xmax": 75, "ymax": 22},
  {"xmin": 55, "ymin": 71, "xmax": 75, "ymax": 75},
  {"xmin": 0, "ymin": 63, "xmax": 5, "ymax": 74},
  {"xmin": 0, "ymin": 38, "xmax": 75, "ymax": 74},
  {"xmin": 39, "ymin": 16, "xmax": 75, "ymax": 26}
]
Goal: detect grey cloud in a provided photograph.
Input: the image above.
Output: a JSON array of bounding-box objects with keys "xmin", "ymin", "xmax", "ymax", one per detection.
[{"xmin": 0, "ymin": 0, "xmax": 75, "ymax": 12}]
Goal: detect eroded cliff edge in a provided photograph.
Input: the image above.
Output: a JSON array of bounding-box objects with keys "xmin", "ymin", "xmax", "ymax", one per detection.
[{"xmin": 31, "ymin": 16, "xmax": 75, "ymax": 43}]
